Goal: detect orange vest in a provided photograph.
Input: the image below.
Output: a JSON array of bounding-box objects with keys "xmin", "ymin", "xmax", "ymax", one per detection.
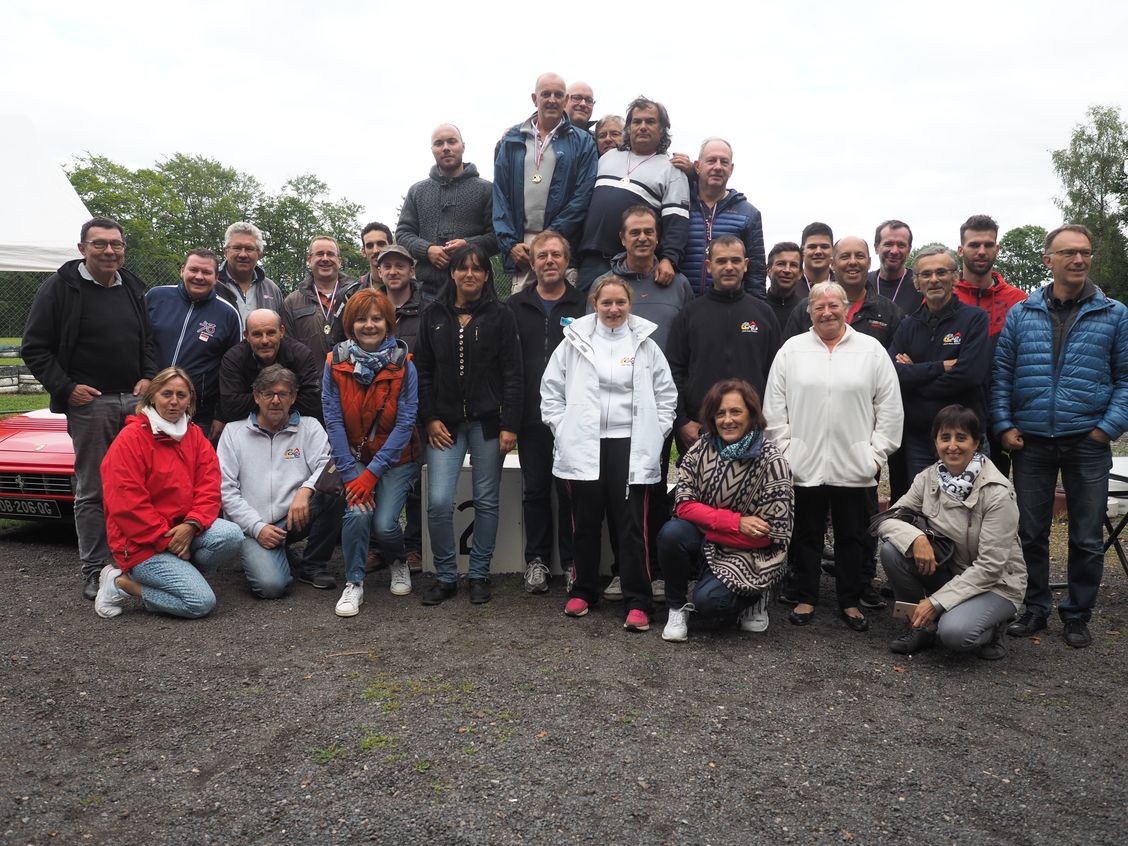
[{"xmin": 327, "ymin": 348, "xmax": 421, "ymax": 467}]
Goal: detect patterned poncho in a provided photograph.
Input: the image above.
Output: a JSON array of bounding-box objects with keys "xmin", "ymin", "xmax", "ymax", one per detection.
[{"xmin": 674, "ymin": 433, "xmax": 794, "ymax": 594}]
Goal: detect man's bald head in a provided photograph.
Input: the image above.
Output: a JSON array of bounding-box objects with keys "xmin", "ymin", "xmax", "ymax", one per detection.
[
  {"xmin": 430, "ymin": 123, "xmax": 466, "ymax": 177},
  {"xmin": 531, "ymin": 72, "xmax": 567, "ymax": 131},
  {"xmin": 245, "ymin": 309, "xmax": 284, "ymax": 363}
]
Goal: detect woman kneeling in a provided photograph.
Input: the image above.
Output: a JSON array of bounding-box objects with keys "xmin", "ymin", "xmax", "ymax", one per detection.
[
  {"xmin": 658, "ymin": 379, "xmax": 793, "ymax": 642},
  {"xmin": 874, "ymin": 405, "xmax": 1026, "ymax": 659},
  {"xmin": 95, "ymin": 367, "xmax": 242, "ymax": 619}
]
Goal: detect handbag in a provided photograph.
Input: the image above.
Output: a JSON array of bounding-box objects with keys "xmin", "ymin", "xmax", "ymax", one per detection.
[
  {"xmin": 314, "ymin": 378, "xmax": 395, "ymax": 498},
  {"xmin": 868, "ymin": 505, "xmax": 956, "ymax": 567}
]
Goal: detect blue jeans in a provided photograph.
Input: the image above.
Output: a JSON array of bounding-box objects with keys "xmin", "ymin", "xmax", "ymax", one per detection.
[
  {"xmin": 128, "ymin": 519, "xmax": 242, "ymax": 618},
  {"xmin": 1012, "ymin": 434, "xmax": 1111, "ymax": 622},
  {"xmin": 426, "ymin": 422, "xmax": 502, "ymax": 582},
  {"xmin": 343, "ymin": 460, "xmax": 418, "ymax": 584},
  {"xmin": 657, "ymin": 518, "xmax": 753, "ymax": 615},
  {"xmin": 240, "ymin": 491, "xmax": 342, "ymax": 598}
]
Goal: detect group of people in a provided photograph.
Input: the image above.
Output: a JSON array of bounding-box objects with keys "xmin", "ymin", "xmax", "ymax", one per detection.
[{"xmin": 21, "ymin": 72, "xmax": 1128, "ymax": 658}]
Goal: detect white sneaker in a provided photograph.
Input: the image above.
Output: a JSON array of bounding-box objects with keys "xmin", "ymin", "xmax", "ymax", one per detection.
[
  {"xmin": 602, "ymin": 576, "xmax": 623, "ymax": 600},
  {"xmin": 94, "ymin": 564, "xmax": 125, "ymax": 619},
  {"xmin": 523, "ymin": 557, "xmax": 549, "ymax": 594},
  {"xmin": 662, "ymin": 604, "xmax": 694, "ymax": 642},
  {"xmin": 651, "ymin": 579, "xmax": 666, "ymax": 603},
  {"xmin": 389, "ymin": 560, "xmax": 411, "ymax": 596},
  {"xmin": 335, "ymin": 582, "xmax": 364, "ymax": 617},
  {"xmin": 739, "ymin": 593, "xmax": 770, "ymax": 633}
]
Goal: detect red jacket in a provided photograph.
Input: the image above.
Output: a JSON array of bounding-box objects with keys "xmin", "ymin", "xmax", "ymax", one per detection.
[
  {"xmin": 101, "ymin": 415, "xmax": 222, "ymax": 571},
  {"xmin": 954, "ymin": 272, "xmax": 1027, "ymax": 337}
]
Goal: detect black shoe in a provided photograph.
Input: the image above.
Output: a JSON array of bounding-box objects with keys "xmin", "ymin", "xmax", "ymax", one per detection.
[
  {"xmin": 469, "ymin": 578, "xmax": 491, "ymax": 605},
  {"xmin": 777, "ymin": 591, "xmax": 800, "ymax": 607},
  {"xmin": 1063, "ymin": 619, "xmax": 1093, "ymax": 649},
  {"xmin": 421, "ymin": 580, "xmax": 457, "ymax": 606},
  {"xmin": 840, "ymin": 610, "xmax": 870, "ymax": 632},
  {"xmin": 890, "ymin": 626, "xmax": 936, "ymax": 654},
  {"xmin": 976, "ymin": 622, "xmax": 1009, "ymax": 660},
  {"xmin": 82, "ymin": 572, "xmax": 100, "ymax": 601},
  {"xmin": 788, "ymin": 608, "xmax": 815, "ymax": 626},
  {"xmin": 298, "ymin": 567, "xmax": 337, "ymax": 590},
  {"xmin": 859, "ymin": 584, "xmax": 887, "ymax": 610},
  {"xmin": 1007, "ymin": 610, "xmax": 1048, "ymax": 637}
]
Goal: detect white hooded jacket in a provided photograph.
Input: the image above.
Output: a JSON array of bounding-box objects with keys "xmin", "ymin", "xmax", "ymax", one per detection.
[{"xmin": 540, "ymin": 313, "xmax": 676, "ymax": 484}]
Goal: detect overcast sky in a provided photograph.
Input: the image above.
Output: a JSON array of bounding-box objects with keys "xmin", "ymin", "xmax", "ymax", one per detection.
[{"xmin": 7, "ymin": 0, "xmax": 1127, "ymax": 258}]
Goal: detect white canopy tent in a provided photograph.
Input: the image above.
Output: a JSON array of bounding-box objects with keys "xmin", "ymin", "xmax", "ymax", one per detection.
[{"xmin": 1, "ymin": 116, "xmax": 91, "ymax": 272}]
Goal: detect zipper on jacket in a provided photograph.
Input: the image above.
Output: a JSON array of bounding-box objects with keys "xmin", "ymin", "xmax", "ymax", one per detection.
[{"xmin": 171, "ymin": 299, "xmax": 196, "ymax": 365}]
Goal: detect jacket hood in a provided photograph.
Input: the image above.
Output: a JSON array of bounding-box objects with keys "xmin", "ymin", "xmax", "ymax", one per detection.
[
  {"xmin": 428, "ymin": 161, "xmax": 482, "ymax": 183},
  {"xmin": 608, "ymin": 252, "xmax": 656, "ymax": 281},
  {"xmin": 954, "ymin": 272, "xmax": 1005, "ymax": 297}
]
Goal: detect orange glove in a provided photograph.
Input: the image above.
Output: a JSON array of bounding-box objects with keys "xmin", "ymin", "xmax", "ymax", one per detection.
[{"xmin": 344, "ymin": 469, "xmax": 378, "ymax": 506}]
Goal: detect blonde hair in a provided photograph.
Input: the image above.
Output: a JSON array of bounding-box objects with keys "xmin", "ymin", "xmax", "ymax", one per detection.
[{"xmin": 136, "ymin": 367, "xmax": 196, "ymax": 416}]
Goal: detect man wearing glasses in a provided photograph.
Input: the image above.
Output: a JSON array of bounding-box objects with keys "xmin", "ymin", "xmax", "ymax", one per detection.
[
  {"xmin": 564, "ymin": 81, "xmax": 596, "ymax": 131},
  {"xmin": 218, "ymin": 364, "xmax": 340, "ymax": 596},
  {"xmin": 23, "ymin": 217, "xmax": 158, "ymax": 600},
  {"xmin": 216, "ymin": 221, "xmax": 284, "ymax": 324},
  {"xmin": 887, "ymin": 246, "xmax": 990, "ymax": 477},
  {"xmin": 993, "ymin": 224, "xmax": 1128, "ymax": 649},
  {"xmin": 494, "ymin": 72, "xmax": 597, "ymax": 289},
  {"xmin": 281, "ymin": 235, "xmax": 361, "ymax": 360}
]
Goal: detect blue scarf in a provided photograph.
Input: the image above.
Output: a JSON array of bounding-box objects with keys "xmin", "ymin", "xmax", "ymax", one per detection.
[
  {"xmin": 714, "ymin": 429, "xmax": 759, "ymax": 460},
  {"xmin": 348, "ymin": 337, "xmax": 396, "ymax": 385}
]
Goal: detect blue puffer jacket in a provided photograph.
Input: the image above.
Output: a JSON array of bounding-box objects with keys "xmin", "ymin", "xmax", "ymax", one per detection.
[
  {"xmin": 991, "ymin": 285, "xmax": 1128, "ymax": 439},
  {"xmin": 493, "ymin": 115, "xmax": 598, "ymax": 273},
  {"xmin": 682, "ymin": 188, "xmax": 766, "ymax": 299}
]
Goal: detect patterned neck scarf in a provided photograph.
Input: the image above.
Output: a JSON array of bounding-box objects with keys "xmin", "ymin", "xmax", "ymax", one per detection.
[
  {"xmin": 348, "ymin": 338, "xmax": 395, "ymax": 385},
  {"xmin": 714, "ymin": 429, "xmax": 759, "ymax": 461},
  {"xmin": 937, "ymin": 451, "xmax": 986, "ymax": 501}
]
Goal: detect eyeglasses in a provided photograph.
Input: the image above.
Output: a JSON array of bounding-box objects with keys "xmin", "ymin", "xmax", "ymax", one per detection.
[
  {"xmin": 256, "ymin": 390, "xmax": 293, "ymax": 400},
  {"xmin": 226, "ymin": 245, "xmax": 258, "ymax": 254},
  {"xmin": 311, "ymin": 251, "xmax": 339, "ymax": 259},
  {"xmin": 568, "ymin": 94, "xmax": 595, "ymax": 105},
  {"xmin": 1048, "ymin": 249, "xmax": 1094, "ymax": 259},
  {"xmin": 85, "ymin": 240, "xmax": 125, "ymax": 251},
  {"xmin": 916, "ymin": 268, "xmax": 957, "ymax": 281}
]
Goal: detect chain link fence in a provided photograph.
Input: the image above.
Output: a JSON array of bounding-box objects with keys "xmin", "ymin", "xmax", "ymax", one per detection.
[{"xmin": 0, "ymin": 255, "xmax": 516, "ymax": 358}]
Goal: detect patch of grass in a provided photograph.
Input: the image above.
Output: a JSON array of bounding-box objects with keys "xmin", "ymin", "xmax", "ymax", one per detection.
[
  {"xmin": 0, "ymin": 357, "xmax": 22, "ymax": 365},
  {"xmin": 310, "ymin": 743, "xmax": 349, "ymax": 765},
  {"xmin": 0, "ymin": 394, "xmax": 50, "ymax": 414},
  {"xmin": 241, "ymin": 686, "xmax": 265, "ymax": 696},
  {"xmin": 78, "ymin": 794, "xmax": 104, "ymax": 807},
  {"xmin": 414, "ymin": 759, "xmax": 431, "ymax": 773},
  {"xmin": 359, "ymin": 731, "xmax": 396, "ymax": 752}
]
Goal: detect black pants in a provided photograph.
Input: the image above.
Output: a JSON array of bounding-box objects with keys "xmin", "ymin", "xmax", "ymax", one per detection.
[
  {"xmin": 518, "ymin": 422, "xmax": 574, "ymax": 565},
  {"xmin": 567, "ymin": 438, "xmax": 652, "ymax": 613},
  {"xmin": 792, "ymin": 485, "xmax": 873, "ymax": 609}
]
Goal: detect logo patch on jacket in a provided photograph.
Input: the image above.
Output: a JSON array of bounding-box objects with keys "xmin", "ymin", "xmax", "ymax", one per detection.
[
  {"xmin": 943, "ymin": 332, "xmax": 962, "ymax": 345},
  {"xmin": 740, "ymin": 321, "xmax": 759, "ymax": 333},
  {"xmin": 197, "ymin": 320, "xmax": 216, "ymax": 342},
  {"xmin": 283, "ymin": 447, "xmax": 302, "ymax": 460},
  {"xmin": 619, "ymin": 355, "xmax": 635, "ymax": 366}
]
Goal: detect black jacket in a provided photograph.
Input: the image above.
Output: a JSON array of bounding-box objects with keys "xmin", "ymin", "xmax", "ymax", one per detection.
[
  {"xmin": 22, "ymin": 260, "xmax": 158, "ymax": 413},
  {"xmin": 218, "ymin": 335, "xmax": 324, "ymax": 424},
  {"xmin": 888, "ymin": 296, "xmax": 991, "ymax": 432},
  {"xmin": 666, "ymin": 286, "xmax": 781, "ymax": 429},
  {"xmin": 415, "ymin": 284, "xmax": 523, "ymax": 438},
  {"xmin": 784, "ymin": 286, "xmax": 903, "ymax": 347},
  {"xmin": 766, "ymin": 289, "xmax": 801, "ymax": 330},
  {"xmin": 507, "ymin": 282, "xmax": 587, "ymax": 428}
]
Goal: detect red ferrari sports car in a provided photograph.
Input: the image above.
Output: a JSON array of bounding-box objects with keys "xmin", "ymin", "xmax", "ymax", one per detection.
[{"xmin": 0, "ymin": 409, "xmax": 75, "ymax": 520}]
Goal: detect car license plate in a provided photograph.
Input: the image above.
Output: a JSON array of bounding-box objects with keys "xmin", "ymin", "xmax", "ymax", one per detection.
[{"xmin": 0, "ymin": 498, "xmax": 62, "ymax": 518}]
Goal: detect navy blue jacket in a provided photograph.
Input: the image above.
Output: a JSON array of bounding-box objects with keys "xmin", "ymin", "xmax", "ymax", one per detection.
[
  {"xmin": 682, "ymin": 188, "xmax": 766, "ymax": 299},
  {"xmin": 991, "ymin": 284, "xmax": 1128, "ymax": 440},
  {"xmin": 493, "ymin": 116, "xmax": 598, "ymax": 273},
  {"xmin": 888, "ymin": 297, "xmax": 991, "ymax": 433},
  {"xmin": 146, "ymin": 283, "xmax": 243, "ymax": 422}
]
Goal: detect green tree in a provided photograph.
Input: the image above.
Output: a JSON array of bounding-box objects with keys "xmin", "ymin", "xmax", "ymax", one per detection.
[
  {"xmin": 67, "ymin": 154, "xmax": 362, "ymax": 292},
  {"xmin": 996, "ymin": 224, "xmax": 1050, "ymax": 292},
  {"xmin": 1051, "ymin": 105, "xmax": 1128, "ymax": 298}
]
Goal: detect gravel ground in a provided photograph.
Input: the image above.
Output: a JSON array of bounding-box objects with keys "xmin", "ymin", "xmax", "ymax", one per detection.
[{"xmin": 1, "ymin": 520, "xmax": 1126, "ymax": 845}]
